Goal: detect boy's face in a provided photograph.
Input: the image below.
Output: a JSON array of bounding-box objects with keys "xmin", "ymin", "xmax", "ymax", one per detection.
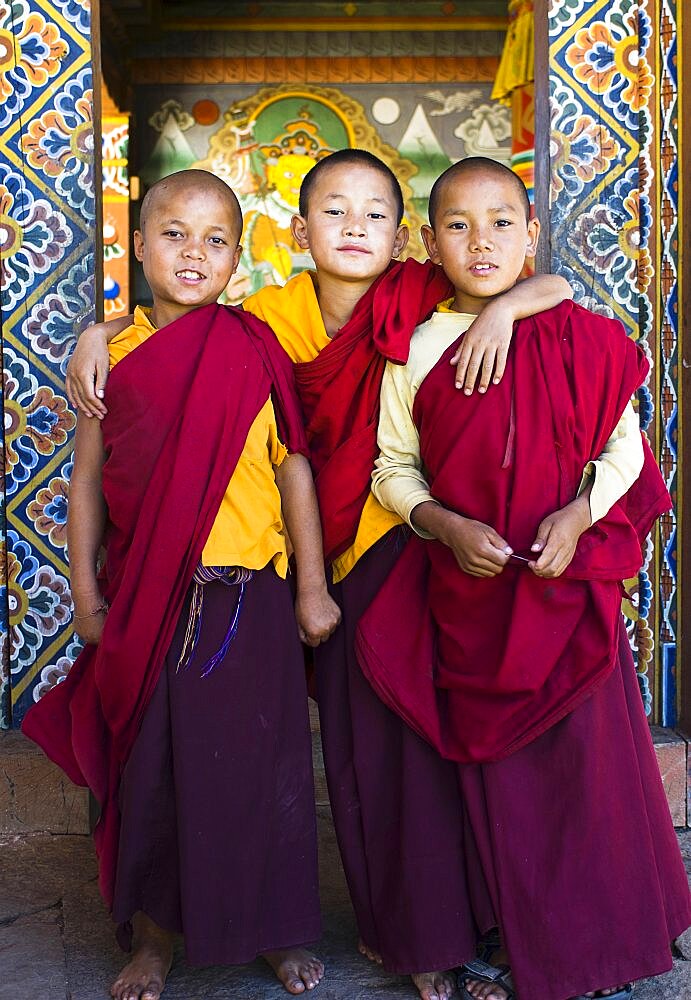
[
  {"xmin": 421, "ymin": 170, "xmax": 539, "ymax": 314},
  {"xmin": 133, "ymin": 186, "xmax": 242, "ymax": 326},
  {"xmin": 290, "ymin": 163, "xmax": 408, "ymax": 287}
]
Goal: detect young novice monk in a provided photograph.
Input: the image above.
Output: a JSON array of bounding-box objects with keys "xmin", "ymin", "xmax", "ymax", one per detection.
[
  {"xmin": 64, "ymin": 150, "xmax": 572, "ymax": 1000},
  {"xmin": 358, "ymin": 157, "xmax": 691, "ymax": 1000},
  {"xmin": 23, "ymin": 170, "xmax": 342, "ymax": 1000}
]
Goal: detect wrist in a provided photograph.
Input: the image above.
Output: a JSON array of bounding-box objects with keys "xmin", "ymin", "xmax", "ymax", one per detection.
[
  {"xmin": 413, "ymin": 501, "xmax": 466, "ymax": 547},
  {"xmin": 484, "ymin": 295, "xmax": 515, "ymax": 323},
  {"xmin": 571, "ymin": 493, "xmax": 592, "ymax": 530},
  {"xmin": 294, "ymin": 573, "xmax": 329, "ymax": 598}
]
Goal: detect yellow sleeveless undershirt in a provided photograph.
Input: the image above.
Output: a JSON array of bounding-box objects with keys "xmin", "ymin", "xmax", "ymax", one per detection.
[
  {"xmin": 244, "ymin": 274, "xmax": 402, "ymax": 583},
  {"xmin": 108, "ymin": 307, "xmax": 288, "ymax": 575}
]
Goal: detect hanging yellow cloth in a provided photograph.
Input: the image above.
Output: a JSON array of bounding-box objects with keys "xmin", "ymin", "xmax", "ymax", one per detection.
[{"xmin": 492, "ymin": 0, "xmax": 534, "ymax": 104}]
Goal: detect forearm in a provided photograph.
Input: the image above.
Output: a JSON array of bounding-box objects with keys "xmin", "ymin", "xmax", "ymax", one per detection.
[
  {"xmin": 410, "ymin": 500, "xmax": 462, "ymax": 546},
  {"xmin": 496, "ymin": 273, "xmax": 573, "ymax": 319},
  {"xmin": 67, "ymin": 416, "xmax": 107, "ymax": 606},
  {"xmin": 372, "ymin": 460, "xmax": 435, "ymax": 537},
  {"xmin": 374, "ymin": 358, "xmax": 435, "ymax": 532},
  {"xmin": 578, "ymin": 402, "xmax": 644, "ymax": 522},
  {"xmin": 275, "ymin": 453, "xmax": 329, "ymax": 594},
  {"xmin": 67, "ymin": 479, "xmax": 107, "ymax": 602},
  {"xmin": 83, "ymin": 315, "xmax": 132, "ymax": 345}
]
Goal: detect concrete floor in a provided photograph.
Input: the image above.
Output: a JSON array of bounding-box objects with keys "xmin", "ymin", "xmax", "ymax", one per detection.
[{"xmin": 2, "ymin": 811, "xmax": 691, "ymax": 1000}]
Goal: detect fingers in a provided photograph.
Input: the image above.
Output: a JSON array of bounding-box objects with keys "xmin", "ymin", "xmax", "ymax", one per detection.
[
  {"xmin": 478, "ymin": 349, "xmax": 497, "ymax": 394},
  {"xmin": 297, "ymin": 607, "xmax": 341, "ymax": 647},
  {"xmin": 95, "ymin": 358, "xmax": 109, "ymax": 401},
  {"xmin": 493, "ymin": 343, "xmax": 509, "ymax": 385},
  {"xmin": 531, "ymin": 547, "xmax": 570, "ymax": 578},
  {"xmin": 452, "ymin": 344, "xmax": 506, "ymax": 395},
  {"xmin": 451, "ymin": 340, "xmax": 472, "ymax": 390},
  {"xmin": 456, "ymin": 545, "xmax": 511, "ymax": 577},
  {"xmin": 455, "ymin": 345, "xmax": 483, "ymax": 395},
  {"xmin": 530, "ymin": 529, "xmax": 570, "ymax": 578},
  {"xmin": 66, "ymin": 370, "xmax": 108, "ymax": 419}
]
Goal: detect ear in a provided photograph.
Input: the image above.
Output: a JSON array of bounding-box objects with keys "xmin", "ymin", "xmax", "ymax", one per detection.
[
  {"xmin": 391, "ymin": 224, "xmax": 409, "ymax": 259},
  {"xmin": 421, "ymin": 224, "xmax": 441, "ymax": 264},
  {"xmin": 133, "ymin": 229, "xmax": 145, "ymax": 262},
  {"xmin": 525, "ymin": 217, "xmax": 540, "ymax": 259},
  {"xmin": 291, "ymin": 214, "xmax": 310, "ymax": 250},
  {"xmin": 231, "ymin": 245, "xmax": 243, "ymax": 275}
]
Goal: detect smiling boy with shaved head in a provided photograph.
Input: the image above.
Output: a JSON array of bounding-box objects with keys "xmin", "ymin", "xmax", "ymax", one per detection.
[{"xmin": 23, "ymin": 169, "xmax": 341, "ymax": 1000}]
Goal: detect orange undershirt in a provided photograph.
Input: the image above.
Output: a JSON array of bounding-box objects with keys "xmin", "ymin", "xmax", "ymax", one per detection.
[
  {"xmin": 244, "ymin": 273, "xmax": 402, "ymax": 583},
  {"xmin": 108, "ymin": 307, "xmax": 289, "ymax": 575}
]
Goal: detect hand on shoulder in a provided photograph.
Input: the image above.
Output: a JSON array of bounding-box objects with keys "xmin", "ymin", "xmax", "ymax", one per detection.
[{"xmin": 66, "ymin": 314, "xmax": 132, "ymax": 418}]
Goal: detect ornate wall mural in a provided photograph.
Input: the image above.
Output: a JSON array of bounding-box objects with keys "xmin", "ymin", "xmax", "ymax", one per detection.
[
  {"xmin": 547, "ymin": 0, "xmax": 678, "ymax": 723},
  {"xmin": 0, "ymin": 0, "xmax": 95, "ymax": 726},
  {"xmin": 102, "ymin": 88, "xmax": 130, "ymax": 319},
  {"xmin": 133, "ymin": 80, "xmax": 510, "ymax": 298}
]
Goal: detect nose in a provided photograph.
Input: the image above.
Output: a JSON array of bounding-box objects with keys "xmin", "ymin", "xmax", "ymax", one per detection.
[
  {"xmin": 469, "ymin": 226, "xmax": 494, "ymax": 251},
  {"xmin": 183, "ymin": 238, "xmax": 206, "ymax": 259},
  {"xmin": 343, "ymin": 217, "xmax": 366, "ymax": 238}
]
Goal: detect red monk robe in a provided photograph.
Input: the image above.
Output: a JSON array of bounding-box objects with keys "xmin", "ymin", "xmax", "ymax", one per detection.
[
  {"xmin": 22, "ymin": 303, "xmax": 308, "ymax": 908},
  {"xmin": 293, "ymin": 258, "xmax": 451, "ymax": 564},
  {"xmin": 357, "ymin": 300, "xmax": 670, "ymax": 763},
  {"xmin": 357, "ymin": 300, "xmax": 691, "ymax": 997}
]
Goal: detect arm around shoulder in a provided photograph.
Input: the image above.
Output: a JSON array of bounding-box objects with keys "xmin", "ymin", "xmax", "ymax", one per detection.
[{"xmin": 66, "ymin": 314, "xmax": 132, "ymax": 418}]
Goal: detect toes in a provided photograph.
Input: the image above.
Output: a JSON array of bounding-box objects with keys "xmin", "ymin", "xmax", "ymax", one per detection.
[
  {"xmin": 413, "ymin": 972, "xmax": 456, "ymax": 1000},
  {"xmin": 285, "ymin": 977, "xmax": 306, "ymax": 995}
]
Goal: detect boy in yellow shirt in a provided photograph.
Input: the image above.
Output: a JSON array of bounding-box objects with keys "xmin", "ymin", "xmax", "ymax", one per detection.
[{"xmin": 24, "ymin": 170, "xmax": 340, "ymax": 1000}]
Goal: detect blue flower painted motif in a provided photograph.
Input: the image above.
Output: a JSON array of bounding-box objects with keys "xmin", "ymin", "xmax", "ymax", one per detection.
[
  {"xmin": 550, "ymin": 80, "xmax": 620, "ymax": 204},
  {"xmin": 568, "ymin": 167, "xmax": 641, "ymax": 313},
  {"xmin": 34, "ymin": 634, "xmax": 83, "ymax": 701},
  {"xmin": 0, "ymin": 163, "xmax": 74, "ymax": 310},
  {"xmin": 22, "ymin": 257, "xmax": 95, "ymax": 374},
  {"xmin": 565, "ymin": 1, "xmax": 652, "ymax": 133},
  {"xmin": 52, "ymin": 0, "xmax": 90, "ymax": 36},
  {"xmin": 3, "ymin": 347, "xmax": 76, "ymax": 498},
  {"xmin": 27, "ymin": 457, "xmax": 72, "ymax": 549},
  {"xmin": 2, "ymin": 530, "xmax": 72, "ymax": 674},
  {"xmin": 21, "ymin": 67, "xmax": 95, "ymax": 215},
  {"xmin": 0, "ymin": 1, "xmax": 70, "ymax": 129}
]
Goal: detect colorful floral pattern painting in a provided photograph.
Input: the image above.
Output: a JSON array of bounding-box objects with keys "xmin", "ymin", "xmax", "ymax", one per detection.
[
  {"xmin": 0, "ymin": 0, "xmax": 95, "ymax": 726},
  {"xmin": 548, "ymin": 0, "xmax": 678, "ymax": 722}
]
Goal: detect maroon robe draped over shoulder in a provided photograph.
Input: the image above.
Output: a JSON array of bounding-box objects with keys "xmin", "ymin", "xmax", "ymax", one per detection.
[
  {"xmin": 357, "ymin": 301, "xmax": 670, "ymax": 763},
  {"xmin": 23, "ymin": 303, "xmax": 308, "ymax": 906},
  {"xmin": 294, "ymin": 258, "xmax": 451, "ymax": 563}
]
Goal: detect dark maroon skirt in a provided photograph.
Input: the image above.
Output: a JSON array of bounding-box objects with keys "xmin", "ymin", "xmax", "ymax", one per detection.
[
  {"xmin": 459, "ymin": 619, "xmax": 691, "ymax": 1000},
  {"xmin": 112, "ymin": 567, "xmax": 321, "ymax": 966},
  {"xmin": 314, "ymin": 527, "xmax": 479, "ymax": 974}
]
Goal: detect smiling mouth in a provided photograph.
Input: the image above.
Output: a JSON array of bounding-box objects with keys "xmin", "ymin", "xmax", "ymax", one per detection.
[
  {"xmin": 469, "ymin": 262, "xmax": 497, "ymax": 275},
  {"xmin": 176, "ymin": 269, "xmax": 206, "ymax": 282}
]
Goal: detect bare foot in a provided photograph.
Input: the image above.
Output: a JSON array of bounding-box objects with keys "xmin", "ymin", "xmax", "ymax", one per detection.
[
  {"xmin": 263, "ymin": 948, "xmax": 325, "ymax": 994},
  {"xmin": 461, "ymin": 948, "xmax": 512, "ymax": 1000},
  {"xmin": 358, "ymin": 938, "xmax": 383, "ymax": 964},
  {"xmin": 463, "ymin": 980, "xmax": 510, "ymax": 1000},
  {"xmin": 110, "ymin": 913, "xmax": 174, "ymax": 1000},
  {"xmin": 412, "ymin": 970, "xmax": 457, "ymax": 1000}
]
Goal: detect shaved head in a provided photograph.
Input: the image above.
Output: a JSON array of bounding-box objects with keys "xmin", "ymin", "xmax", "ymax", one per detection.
[
  {"xmin": 298, "ymin": 148, "xmax": 404, "ymax": 225},
  {"xmin": 139, "ymin": 169, "xmax": 243, "ymax": 240},
  {"xmin": 428, "ymin": 157, "xmax": 530, "ymax": 229}
]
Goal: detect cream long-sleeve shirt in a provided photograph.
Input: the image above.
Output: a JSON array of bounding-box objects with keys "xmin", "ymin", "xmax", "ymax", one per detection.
[{"xmin": 372, "ymin": 309, "xmax": 644, "ymax": 537}]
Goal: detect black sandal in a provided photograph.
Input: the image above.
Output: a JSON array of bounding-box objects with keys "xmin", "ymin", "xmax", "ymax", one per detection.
[{"xmin": 458, "ymin": 958, "xmax": 515, "ymax": 1000}]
